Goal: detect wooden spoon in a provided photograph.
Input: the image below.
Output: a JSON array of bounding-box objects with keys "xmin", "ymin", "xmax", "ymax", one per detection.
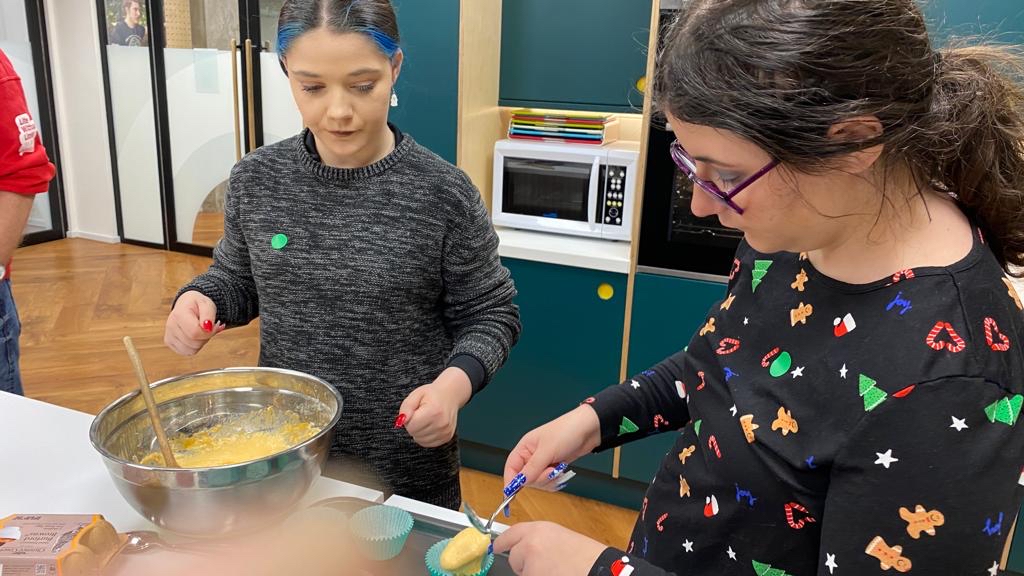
[{"xmin": 123, "ymin": 336, "xmax": 179, "ymax": 468}]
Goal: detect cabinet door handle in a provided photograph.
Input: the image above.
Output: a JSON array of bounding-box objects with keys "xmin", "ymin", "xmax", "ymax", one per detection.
[
  {"xmin": 230, "ymin": 38, "xmax": 241, "ymax": 161},
  {"xmin": 597, "ymin": 283, "xmax": 615, "ymax": 301},
  {"xmin": 244, "ymin": 38, "xmax": 257, "ymax": 152}
]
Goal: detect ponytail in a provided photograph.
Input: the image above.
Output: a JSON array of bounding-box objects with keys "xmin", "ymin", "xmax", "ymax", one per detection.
[{"xmin": 915, "ymin": 46, "xmax": 1024, "ymax": 270}]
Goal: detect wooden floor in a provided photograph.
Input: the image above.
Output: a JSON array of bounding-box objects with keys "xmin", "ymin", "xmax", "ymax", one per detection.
[
  {"xmin": 190, "ymin": 211, "xmax": 223, "ymax": 247},
  {"xmin": 11, "ymin": 238, "xmax": 637, "ymax": 548}
]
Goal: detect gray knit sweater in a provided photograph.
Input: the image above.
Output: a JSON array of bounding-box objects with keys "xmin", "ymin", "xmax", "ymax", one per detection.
[{"xmin": 179, "ymin": 128, "xmax": 521, "ymax": 508}]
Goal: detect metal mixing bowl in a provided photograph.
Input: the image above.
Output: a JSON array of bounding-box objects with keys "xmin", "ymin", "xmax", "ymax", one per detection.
[{"xmin": 89, "ymin": 367, "xmax": 343, "ymax": 536}]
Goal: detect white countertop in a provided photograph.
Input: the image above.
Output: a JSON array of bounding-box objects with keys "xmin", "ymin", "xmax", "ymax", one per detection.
[
  {"xmin": 0, "ymin": 391, "xmax": 384, "ymax": 531},
  {"xmin": 494, "ymin": 226, "xmax": 632, "ymax": 274},
  {"xmin": 0, "ymin": 392, "xmax": 516, "ymax": 574},
  {"xmin": 383, "ymin": 494, "xmax": 508, "ymax": 535}
]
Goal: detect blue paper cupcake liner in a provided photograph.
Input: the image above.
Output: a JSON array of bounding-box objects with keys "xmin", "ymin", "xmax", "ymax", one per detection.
[
  {"xmin": 425, "ymin": 538, "xmax": 495, "ymax": 576},
  {"xmin": 349, "ymin": 505, "xmax": 414, "ymax": 561}
]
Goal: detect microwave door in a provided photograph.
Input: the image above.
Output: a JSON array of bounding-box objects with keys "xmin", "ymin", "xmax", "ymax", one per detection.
[
  {"xmin": 586, "ymin": 156, "xmax": 601, "ymax": 232},
  {"xmin": 502, "ymin": 158, "xmax": 592, "ymax": 223}
]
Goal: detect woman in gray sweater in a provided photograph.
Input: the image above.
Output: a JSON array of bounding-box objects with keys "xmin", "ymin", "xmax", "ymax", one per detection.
[{"xmin": 163, "ymin": 0, "xmax": 520, "ymax": 509}]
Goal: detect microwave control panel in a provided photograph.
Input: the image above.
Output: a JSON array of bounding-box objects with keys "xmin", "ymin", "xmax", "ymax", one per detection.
[{"xmin": 598, "ymin": 164, "xmax": 628, "ymax": 227}]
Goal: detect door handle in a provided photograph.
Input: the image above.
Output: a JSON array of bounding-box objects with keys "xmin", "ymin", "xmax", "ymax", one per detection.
[
  {"xmin": 244, "ymin": 38, "xmax": 257, "ymax": 152},
  {"xmin": 230, "ymin": 38, "xmax": 241, "ymax": 161}
]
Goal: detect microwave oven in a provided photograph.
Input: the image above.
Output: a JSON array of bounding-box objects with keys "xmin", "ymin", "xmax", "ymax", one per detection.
[{"xmin": 491, "ymin": 139, "xmax": 640, "ymax": 241}]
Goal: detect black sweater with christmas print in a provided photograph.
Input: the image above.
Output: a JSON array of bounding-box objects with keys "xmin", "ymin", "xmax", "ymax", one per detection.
[{"xmin": 587, "ymin": 230, "xmax": 1024, "ymax": 576}]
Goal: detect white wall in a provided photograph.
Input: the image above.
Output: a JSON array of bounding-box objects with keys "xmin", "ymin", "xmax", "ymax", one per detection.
[{"xmin": 43, "ymin": 0, "xmax": 119, "ymax": 243}]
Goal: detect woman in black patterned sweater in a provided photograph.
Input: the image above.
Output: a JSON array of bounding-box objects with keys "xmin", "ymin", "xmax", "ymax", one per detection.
[
  {"xmin": 495, "ymin": 1, "xmax": 1024, "ymax": 574},
  {"xmin": 163, "ymin": 0, "xmax": 520, "ymax": 509}
]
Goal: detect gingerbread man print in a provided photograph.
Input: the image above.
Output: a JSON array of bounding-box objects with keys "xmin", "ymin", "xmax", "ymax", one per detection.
[{"xmin": 899, "ymin": 505, "xmax": 945, "ymax": 538}]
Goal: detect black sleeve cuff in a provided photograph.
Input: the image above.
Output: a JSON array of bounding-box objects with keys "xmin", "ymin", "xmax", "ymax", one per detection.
[
  {"xmin": 589, "ymin": 548, "xmax": 626, "ymax": 576},
  {"xmin": 590, "ymin": 547, "xmax": 672, "ymax": 576},
  {"xmin": 447, "ymin": 353, "xmax": 487, "ymax": 395}
]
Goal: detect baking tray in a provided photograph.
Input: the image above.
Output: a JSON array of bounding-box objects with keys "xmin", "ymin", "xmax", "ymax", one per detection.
[{"xmin": 310, "ymin": 497, "xmax": 515, "ymax": 575}]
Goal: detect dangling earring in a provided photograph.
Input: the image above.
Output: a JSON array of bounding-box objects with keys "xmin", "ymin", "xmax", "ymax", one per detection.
[{"xmin": 390, "ymin": 89, "xmax": 399, "ymax": 107}]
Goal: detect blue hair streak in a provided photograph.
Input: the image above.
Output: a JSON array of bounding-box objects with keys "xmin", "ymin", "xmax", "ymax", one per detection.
[
  {"xmin": 277, "ymin": 24, "xmax": 399, "ymax": 66},
  {"xmin": 276, "ymin": 21, "xmax": 306, "ymax": 60},
  {"xmin": 359, "ymin": 26, "xmax": 399, "ymax": 59}
]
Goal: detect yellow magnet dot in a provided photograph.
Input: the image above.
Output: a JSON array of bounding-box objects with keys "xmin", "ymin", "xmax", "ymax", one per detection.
[{"xmin": 597, "ymin": 283, "xmax": 614, "ymax": 300}]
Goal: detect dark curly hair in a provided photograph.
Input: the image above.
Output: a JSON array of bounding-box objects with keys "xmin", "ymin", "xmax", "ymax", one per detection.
[{"xmin": 654, "ymin": 0, "xmax": 1024, "ymax": 270}]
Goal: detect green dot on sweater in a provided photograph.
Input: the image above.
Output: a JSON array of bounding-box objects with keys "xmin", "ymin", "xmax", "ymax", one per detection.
[{"xmin": 271, "ymin": 233, "xmax": 289, "ymax": 250}]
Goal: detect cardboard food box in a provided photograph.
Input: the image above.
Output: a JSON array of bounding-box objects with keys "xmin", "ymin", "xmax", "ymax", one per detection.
[{"xmin": 0, "ymin": 514, "xmax": 124, "ymax": 576}]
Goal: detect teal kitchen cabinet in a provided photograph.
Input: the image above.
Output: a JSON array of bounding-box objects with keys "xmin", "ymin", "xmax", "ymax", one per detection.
[
  {"xmin": 924, "ymin": 1, "xmax": 1024, "ymax": 46},
  {"xmin": 499, "ymin": 0, "xmax": 653, "ymax": 113},
  {"xmin": 390, "ymin": 0, "xmax": 459, "ymax": 163},
  {"xmin": 617, "ymin": 272, "xmax": 727, "ymax": 482},
  {"xmin": 459, "ymin": 258, "xmax": 627, "ymax": 474}
]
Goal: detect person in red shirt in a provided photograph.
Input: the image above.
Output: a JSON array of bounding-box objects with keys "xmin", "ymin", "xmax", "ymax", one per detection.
[{"xmin": 0, "ymin": 47, "xmax": 56, "ymax": 396}]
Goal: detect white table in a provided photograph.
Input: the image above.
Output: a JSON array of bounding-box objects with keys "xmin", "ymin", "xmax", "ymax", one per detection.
[
  {"xmin": 0, "ymin": 392, "xmax": 506, "ymax": 574},
  {"xmin": 0, "ymin": 391, "xmax": 384, "ymax": 531},
  {"xmin": 383, "ymin": 495, "xmax": 507, "ymax": 534}
]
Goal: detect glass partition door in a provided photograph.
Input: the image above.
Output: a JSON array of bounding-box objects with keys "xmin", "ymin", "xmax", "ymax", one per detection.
[{"xmin": 99, "ymin": 0, "xmax": 301, "ymax": 253}]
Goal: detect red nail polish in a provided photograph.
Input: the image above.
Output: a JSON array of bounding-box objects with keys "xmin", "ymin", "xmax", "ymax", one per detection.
[
  {"xmin": 202, "ymin": 320, "xmax": 213, "ymax": 332},
  {"xmin": 394, "ymin": 413, "xmax": 407, "ymax": 429}
]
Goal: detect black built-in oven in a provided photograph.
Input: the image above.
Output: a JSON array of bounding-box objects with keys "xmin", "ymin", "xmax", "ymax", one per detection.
[
  {"xmin": 637, "ymin": 7, "xmax": 743, "ymax": 278},
  {"xmin": 638, "ymin": 121, "xmax": 743, "ymax": 278}
]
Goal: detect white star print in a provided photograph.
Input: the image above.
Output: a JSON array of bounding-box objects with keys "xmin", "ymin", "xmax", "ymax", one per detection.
[
  {"xmin": 727, "ymin": 546, "xmax": 737, "ymax": 560},
  {"xmin": 988, "ymin": 561, "xmax": 1000, "ymax": 576},
  {"xmin": 730, "ymin": 405, "xmax": 737, "ymax": 417},
  {"xmin": 839, "ymin": 364, "xmax": 848, "ymax": 379},
  {"xmin": 743, "ymin": 317, "xmax": 749, "ymax": 325},
  {"xmin": 791, "ymin": 366, "xmax": 805, "ymax": 378},
  {"xmin": 875, "ymin": 449, "xmax": 899, "ymax": 469},
  {"xmin": 630, "ymin": 379, "xmax": 640, "ymax": 389},
  {"xmin": 950, "ymin": 416, "xmax": 968, "ymax": 431},
  {"xmin": 825, "ymin": 553, "xmax": 838, "ymax": 574},
  {"xmin": 682, "ymin": 540, "xmax": 694, "ymax": 552}
]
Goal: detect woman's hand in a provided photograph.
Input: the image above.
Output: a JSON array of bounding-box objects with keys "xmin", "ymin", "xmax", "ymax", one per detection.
[
  {"xmin": 493, "ymin": 521, "xmax": 606, "ymax": 576},
  {"xmin": 504, "ymin": 405, "xmax": 602, "ymax": 489},
  {"xmin": 398, "ymin": 367, "xmax": 472, "ymax": 448},
  {"xmin": 164, "ymin": 290, "xmax": 225, "ymax": 356}
]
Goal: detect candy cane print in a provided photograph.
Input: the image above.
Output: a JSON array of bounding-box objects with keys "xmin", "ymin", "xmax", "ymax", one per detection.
[
  {"xmin": 784, "ymin": 502, "xmax": 817, "ymax": 529},
  {"xmin": 925, "ymin": 321, "xmax": 966, "ymax": 353},
  {"xmin": 656, "ymin": 513, "xmax": 669, "ymax": 532},
  {"xmin": 708, "ymin": 435, "xmax": 722, "ymax": 458},
  {"xmin": 984, "ymin": 317, "xmax": 1011, "ymax": 352}
]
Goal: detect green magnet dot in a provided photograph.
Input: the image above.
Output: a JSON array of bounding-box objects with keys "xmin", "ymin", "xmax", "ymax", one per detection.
[{"xmin": 271, "ymin": 233, "xmax": 288, "ymax": 250}]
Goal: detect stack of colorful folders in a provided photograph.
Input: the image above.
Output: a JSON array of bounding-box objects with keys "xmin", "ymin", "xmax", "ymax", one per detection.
[{"xmin": 507, "ymin": 109, "xmax": 620, "ymax": 145}]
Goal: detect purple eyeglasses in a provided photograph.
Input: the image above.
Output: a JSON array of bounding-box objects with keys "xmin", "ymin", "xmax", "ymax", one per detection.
[{"xmin": 670, "ymin": 140, "xmax": 779, "ymax": 215}]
